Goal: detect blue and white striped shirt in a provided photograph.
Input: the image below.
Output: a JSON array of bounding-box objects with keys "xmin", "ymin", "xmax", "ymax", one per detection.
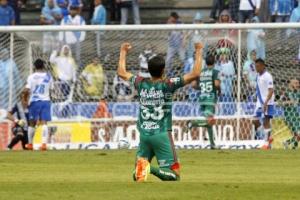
[{"xmin": 269, "ymin": 0, "xmax": 294, "ymax": 16}]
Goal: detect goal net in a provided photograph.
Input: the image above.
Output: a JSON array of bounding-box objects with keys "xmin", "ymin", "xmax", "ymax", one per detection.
[{"xmin": 0, "ymin": 24, "xmax": 299, "ymax": 150}]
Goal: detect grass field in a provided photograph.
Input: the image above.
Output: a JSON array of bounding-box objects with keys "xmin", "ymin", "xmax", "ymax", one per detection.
[{"xmin": 0, "ymin": 150, "xmax": 300, "ymax": 200}]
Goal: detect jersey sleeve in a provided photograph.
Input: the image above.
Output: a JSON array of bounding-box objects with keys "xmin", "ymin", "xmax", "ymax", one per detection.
[
  {"xmin": 266, "ymin": 74, "xmax": 274, "ymax": 89},
  {"xmin": 129, "ymin": 75, "xmax": 143, "ymax": 90},
  {"xmin": 167, "ymin": 76, "xmax": 184, "ymax": 93},
  {"xmin": 213, "ymin": 70, "xmax": 221, "ymax": 81}
]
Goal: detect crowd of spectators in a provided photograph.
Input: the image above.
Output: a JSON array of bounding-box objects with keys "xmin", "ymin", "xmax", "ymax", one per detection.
[{"xmin": 1, "ymin": 0, "xmax": 299, "ymax": 26}]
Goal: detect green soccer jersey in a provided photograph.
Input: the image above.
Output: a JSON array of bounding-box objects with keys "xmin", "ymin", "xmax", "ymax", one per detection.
[
  {"xmin": 197, "ymin": 67, "xmax": 220, "ymax": 103},
  {"xmin": 130, "ymin": 76, "xmax": 184, "ymax": 136}
]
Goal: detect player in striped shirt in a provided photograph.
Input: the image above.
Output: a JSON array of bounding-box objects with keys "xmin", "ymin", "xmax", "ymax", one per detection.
[{"xmin": 253, "ymin": 59, "xmax": 275, "ymax": 149}]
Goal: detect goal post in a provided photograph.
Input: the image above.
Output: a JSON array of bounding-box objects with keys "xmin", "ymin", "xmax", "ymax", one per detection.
[{"xmin": 0, "ymin": 23, "xmax": 299, "ymax": 150}]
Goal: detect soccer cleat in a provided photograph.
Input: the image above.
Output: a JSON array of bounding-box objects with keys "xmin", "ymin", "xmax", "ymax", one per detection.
[
  {"xmin": 261, "ymin": 143, "xmax": 272, "ymax": 150},
  {"xmin": 26, "ymin": 143, "xmax": 33, "ymax": 150},
  {"xmin": 211, "ymin": 144, "xmax": 221, "ymax": 150},
  {"xmin": 261, "ymin": 144, "xmax": 269, "ymax": 150},
  {"xmin": 135, "ymin": 157, "xmax": 150, "ymax": 182},
  {"xmin": 39, "ymin": 144, "xmax": 47, "ymax": 151}
]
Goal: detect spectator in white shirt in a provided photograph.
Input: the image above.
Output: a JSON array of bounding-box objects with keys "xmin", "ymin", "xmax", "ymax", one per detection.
[
  {"xmin": 50, "ymin": 45, "xmax": 77, "ymax": 100},
  {"xmin": 239, "ymin": 0, "xmax": 261, "ymax": 22},
  {"xmin": 59, "ymin": 5, "xmax": 86, "ymax": 65}
]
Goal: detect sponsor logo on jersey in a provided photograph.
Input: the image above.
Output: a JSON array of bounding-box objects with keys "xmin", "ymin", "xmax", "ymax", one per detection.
[
  {"xmin": 141, "ymin": 121, "xmax": 160, "ymax": 130},
  {"xmin": 140, "ymin": 88, "xmax": 164, "ymax": 99}
]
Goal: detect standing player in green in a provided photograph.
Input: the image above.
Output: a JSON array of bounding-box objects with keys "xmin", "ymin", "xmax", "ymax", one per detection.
[
  {"xmin": 117, "ymin": 42, "xmax": 203, "ymax": 182},
  {"xmin": 185, "ymin": 55, "xmax": 220, "ymax": 149},
  {"xmin": 281, "ymin": 79, "xmax": 300, "ymax": 149}
]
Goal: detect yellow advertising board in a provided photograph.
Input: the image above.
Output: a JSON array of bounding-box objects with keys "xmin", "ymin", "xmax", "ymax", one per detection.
[
  {"xmin": 271, "ymin": 119, "xmax": 293, "ymax": 149},
  {"xmin": 34, "ymin": 122, "xmax": 91, "ymax": 144}
]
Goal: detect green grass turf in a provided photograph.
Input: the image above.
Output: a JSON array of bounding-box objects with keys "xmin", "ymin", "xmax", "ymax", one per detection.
[{"xmin": 0, "ymin": 150, "xmax": 300, "ymax": 200}]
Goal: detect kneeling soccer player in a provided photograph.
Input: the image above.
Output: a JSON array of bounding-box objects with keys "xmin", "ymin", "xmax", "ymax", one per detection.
[{"xmin": 117, "ymin": 42, "xmax": 203, "ymax": 182}]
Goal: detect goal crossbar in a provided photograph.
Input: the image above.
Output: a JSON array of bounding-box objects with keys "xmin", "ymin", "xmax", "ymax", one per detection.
[{"xmin": 0, "ymin": 23, "xmax": 300, "ymax": 32}]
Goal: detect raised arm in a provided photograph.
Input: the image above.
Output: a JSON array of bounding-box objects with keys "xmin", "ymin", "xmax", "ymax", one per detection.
[
  {"xmin": 49, "ymin": 50, "xmax": 58, "ymax": 64},
  {"xmin": 183, "ymin": 43, "xmax": 203, "ymax": 85},
  {"xmin": 117, "ymin": 43, "xmax": 133, "ymax": 81}
]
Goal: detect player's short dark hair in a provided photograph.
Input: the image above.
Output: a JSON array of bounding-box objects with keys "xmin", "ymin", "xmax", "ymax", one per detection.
[
  {"xmin": 170, "ymin": 12, "xmax": 179, "ymax": 20},
  {"xmin": 255, "ymin": 58, "xmax": 265, "ymax": 65},
  {"xmin": 148, "ymin": 55, "xmax": 165, "ymax": 78},
  {"xmin": 34, "ymin": 58, "xmax": 45, "ymax": 70},
  {"xmin": 206, "ymin": 55, "xmax": 215, "ymax": 66}
]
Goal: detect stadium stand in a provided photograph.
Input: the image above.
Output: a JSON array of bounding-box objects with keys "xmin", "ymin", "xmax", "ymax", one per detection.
[{"xmin": 20, "ymin": 0, "xmax": 212, "ymax": 24}]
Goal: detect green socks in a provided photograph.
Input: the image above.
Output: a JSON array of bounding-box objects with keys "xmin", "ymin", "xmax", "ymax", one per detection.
[
  {"xmin": 190, "ymin": 119, "xmax": 215, "ymax": 147},
  {"xmin": 150, "ymin": 166, "xmax": 179, "ymax": 181},
  {"xmin": 191, "ymin": 119, "xmax": 208, "ymax": 127},
  {"xmin": 207, "ymin": 126, "xmax": 215, "ymax": 147}
]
